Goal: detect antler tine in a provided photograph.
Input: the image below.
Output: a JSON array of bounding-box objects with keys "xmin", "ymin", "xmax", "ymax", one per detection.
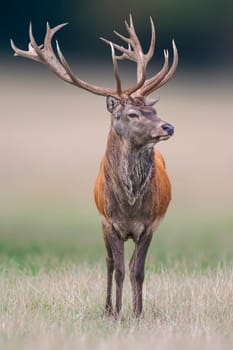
[
  {"xmin": 153, "ymin": 40, "xmax": 178, "ymax": 90},
  {"xmin": 100, "ymin": 37, "xmax": 134, "ymax": 61},
  {"xmin": 44, "ymin": 22, "xmax": 68, "ymax": 49},
  {"xmin": 129, "ymin": 14, "xmax": 135, "ymax": 31},
  {"xmin": 113, "ymin": 30, "xmax": 130, "ymax": 45},
  {"xmin": 115, "ymin": 44, "xmax": 132, "ymax": 61},
  {"xmin": 127, "ymin": 14, "xmax": 143, "ymax": 52},
  {"xmin": 137, "ymin": 40, "xmax": 178, "ymax": 96},
  {"xmin": 145, "ymin": 17, "xmax": 156, "ymax": 62},
  {"xmin": 10, "ymin": 39, "xmax": 42, "ymax": 63},
  {"xmin": 110, "ymin": 42, "xmax": 122, "ymax": 96}
]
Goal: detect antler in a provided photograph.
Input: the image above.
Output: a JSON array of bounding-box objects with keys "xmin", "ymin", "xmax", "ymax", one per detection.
[
  {"xmin": 10, "ymin": 17, "xmax": 178, "ymax": 98},
  {"xmin": 101, "ymin": 15, "xmax": 178, "ymax": 97},
  {"xmin": 10, "ymin": 22, "xmax": 121, "ymax": 96},
  {"xmin": 10, "ymin": 21, "xmax": 147, "ymax": 97}
]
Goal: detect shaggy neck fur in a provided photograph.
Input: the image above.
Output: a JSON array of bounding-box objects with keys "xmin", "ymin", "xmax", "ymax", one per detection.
[{"xmin": 105, "ymin": 128, "xmax": 154, "ymax": 206}]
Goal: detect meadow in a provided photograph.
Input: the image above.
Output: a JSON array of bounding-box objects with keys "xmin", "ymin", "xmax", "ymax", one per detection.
[{"xmin": 0, "ymin": 65, "xmax": 233, "ymax": 349}]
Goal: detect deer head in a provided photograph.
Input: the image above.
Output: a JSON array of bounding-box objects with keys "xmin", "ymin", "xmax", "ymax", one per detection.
[{"xmin": 11, "ymin": 15, "xmax": 178, "ymax": 147}]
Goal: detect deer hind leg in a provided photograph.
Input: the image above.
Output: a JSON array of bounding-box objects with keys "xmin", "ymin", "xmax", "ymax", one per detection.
[{"xmin": 129, "ymin": 230, "xmax": 152, "ymax": 317}]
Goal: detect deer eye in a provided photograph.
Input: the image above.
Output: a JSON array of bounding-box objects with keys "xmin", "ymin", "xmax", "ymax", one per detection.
[{"xmin": 128, "ymin": 113, "xmax": 139, "ymax": 119}]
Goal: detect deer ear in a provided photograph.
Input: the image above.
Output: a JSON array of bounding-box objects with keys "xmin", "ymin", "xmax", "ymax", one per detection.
[{"xmin": 106, "ymin": 95, "xmax": 121, "ymax": 114}]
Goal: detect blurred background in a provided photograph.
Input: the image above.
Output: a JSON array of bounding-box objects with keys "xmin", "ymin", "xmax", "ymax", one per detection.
[{"xmin": 0, "ymin": 0, "xmax": 232, "ymax": 268}]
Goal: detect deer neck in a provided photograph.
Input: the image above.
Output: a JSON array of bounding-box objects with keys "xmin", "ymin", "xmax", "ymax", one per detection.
[{"xmin": 105, "ymin": 128, "xmax": 155, "ymax": 205}]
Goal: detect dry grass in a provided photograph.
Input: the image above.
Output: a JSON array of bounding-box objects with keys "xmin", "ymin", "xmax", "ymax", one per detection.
[{"xmin": 0, "ymin": 263, "xmax": 233, "ymax": 350}]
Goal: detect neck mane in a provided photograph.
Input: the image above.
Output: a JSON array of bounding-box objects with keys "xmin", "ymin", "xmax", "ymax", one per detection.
[{"xmin": 104, "ymin": 128, "xmax": 155, "ymax": 205}]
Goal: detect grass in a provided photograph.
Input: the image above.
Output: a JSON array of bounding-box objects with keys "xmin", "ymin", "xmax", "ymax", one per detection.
[
  {"xmin": 0, "ymin": 263, "xmax": 233, "ymax": 350},
  {"xmin": 0, "ymin": 206, "xmax": 232, "ymax": 349}
]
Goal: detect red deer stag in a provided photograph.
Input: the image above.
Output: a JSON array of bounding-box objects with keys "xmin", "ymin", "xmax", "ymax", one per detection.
[{"xmin": 11, "ymin": 15, "xmax": 178, "ymax": 317}]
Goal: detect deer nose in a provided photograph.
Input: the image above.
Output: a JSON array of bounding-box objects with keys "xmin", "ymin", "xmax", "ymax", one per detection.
[{"xmin": 162, "ymin": 123, "xmax": 174, "ymax": 136}]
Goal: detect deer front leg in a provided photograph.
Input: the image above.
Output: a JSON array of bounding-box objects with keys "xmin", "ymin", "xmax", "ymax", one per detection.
[
  {"xmin": 103, "ymin": 233, "xmax": 114, "ymax": 316},
  {"xmin": 129, "ymin": 229, "xmax": 152, "ymax": 317},
  {"xmin": 129, "ymin": 249, "xmax": 137, "ymax": 312},
  {"xmin": 107, "ymin": 228, "xmax": 125, "ymax": 316}
]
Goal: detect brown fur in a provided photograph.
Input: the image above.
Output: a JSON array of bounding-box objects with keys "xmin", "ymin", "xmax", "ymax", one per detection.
[{"xmin": 94, "ymin": 148, "xmax": 171, "ymax": 226}]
